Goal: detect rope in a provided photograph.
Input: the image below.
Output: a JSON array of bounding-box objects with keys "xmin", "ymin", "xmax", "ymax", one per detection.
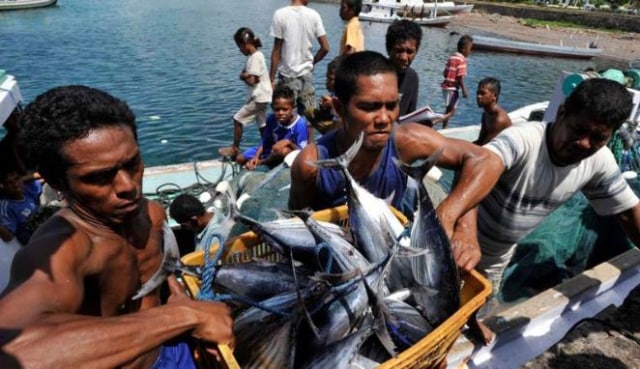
[{"xmin": 197, "ymin": 233, "xmax": 225, "ymax": 301}]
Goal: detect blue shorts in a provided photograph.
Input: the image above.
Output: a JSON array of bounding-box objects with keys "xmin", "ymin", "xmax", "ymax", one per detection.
[
  {"xmin": 150, "ymin": 341, "xmax": 197, "ymax": 369},
  {"xmin": 242, "ymin": 146, "xmax": 270, "ymax": 161}
]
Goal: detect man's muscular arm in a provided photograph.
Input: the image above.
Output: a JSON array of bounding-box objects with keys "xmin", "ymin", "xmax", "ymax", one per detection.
[{"xmin": 2, "ymin": 277, "xmax": 232, "ymax": 369}]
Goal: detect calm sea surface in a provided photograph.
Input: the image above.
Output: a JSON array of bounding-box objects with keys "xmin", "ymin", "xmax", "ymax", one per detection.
[{"xmin": 0, "ymin": 0, "xmax": 592, "ymax": 166}]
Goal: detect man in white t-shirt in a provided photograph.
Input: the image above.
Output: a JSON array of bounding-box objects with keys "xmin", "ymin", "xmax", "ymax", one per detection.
[
  {"xmin": 269, "ymin": 0, "xmax": 329, "ymax": 136},
  {"xmin": 474, "ymin": 78, "xmax": 640, "ymax": 297}
]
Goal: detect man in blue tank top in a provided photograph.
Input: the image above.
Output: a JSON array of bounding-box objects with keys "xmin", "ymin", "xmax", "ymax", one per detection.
[{"xmin": 288, "ymin": 51, "xmax": 503, "ymax": 273}]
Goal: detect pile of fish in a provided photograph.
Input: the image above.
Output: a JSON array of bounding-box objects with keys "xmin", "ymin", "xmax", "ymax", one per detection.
[{"xmin": 163, "ymin": 135, "xmax": 461, "ymax": 368}]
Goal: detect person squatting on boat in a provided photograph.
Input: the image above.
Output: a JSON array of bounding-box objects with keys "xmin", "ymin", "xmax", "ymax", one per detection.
[
  {"xmin": 473, "ymin": 78, "xmax": 640, "ymax": 301},
  {"xmin": 0, "ymin": 85, "xmax": 233, "ymax": 369},
  {"xmin": 0, "ymin": 169, "xmax": 42, "ymax": 246},
  {"xmin": 234, "ymin": 85, "xmax": 309, "ymax": 170},
  {"xmin": 169, "ymin": 193, "xmax": 220, "ymax": 252},
  {"xmin": 288, "ymin": 50, "xmax": 504, "ymax": 273}
]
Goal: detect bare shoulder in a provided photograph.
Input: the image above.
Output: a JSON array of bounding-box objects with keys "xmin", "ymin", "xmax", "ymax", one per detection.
[
  {"xmin": 394, "ymin": 123, "xmax": 445, "ymax": 162},
  {"xmin": 146, "ymin": 199, "xmax": 167, "ymax": 226},
  {"xmin": 0, "ymin": 211, "xmax": 92, "ymax": 324}
]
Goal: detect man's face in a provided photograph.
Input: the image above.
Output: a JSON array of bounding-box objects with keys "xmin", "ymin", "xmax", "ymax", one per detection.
[
  {"xmin": 550, "ymin": 108, "xmax": 612, "ymax": 166},
  {"xmin": 335, "ymin": 73, "xmax": 399, "ymax": 151},
  {"xmin": 62, "ymin": 125, "xmax": 144, "ymax": 225},
  {"xmin": 476, "ymin": 85, "xmax": 496, "ymax": 108},
  {"xmin": 272, "ymin": 97, "xmax": 296, "ymax": 124},
  {"xmin": 388, "ymin": 39, "xmax": 418, "ymax": 72}
]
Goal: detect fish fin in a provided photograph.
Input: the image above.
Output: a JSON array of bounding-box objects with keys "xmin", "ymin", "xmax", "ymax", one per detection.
[
  {"xmin": 132, "ymin": 222, "xmax": 180, "ymax": 300},
  {"xmin": 383, "ymin": 191, "xmax": 395, "ymax": 206},
  {"xmin": 395, "ymin": 244, "xmax": 430, "ymax": 258},
  {"xmin": 289, "ymin": 247, "xmax": 322, "ymax": 340},
  {"xmin": 311, "ymin": 269, "xmax": 362, "ymax": 284},
  {"xmin": 363, "ymin": 273, "xmax": 398, "ymax": 357},
  {"xmin": 393, "ymin": 148, "xmax": 444, "ymax": 181},
  {"xmin": 308, "ymin": 132, "xmax": 363, "ymax": 170}
]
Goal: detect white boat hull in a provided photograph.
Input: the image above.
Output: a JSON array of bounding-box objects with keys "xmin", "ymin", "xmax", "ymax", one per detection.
[
  {"xmin": 360, "ymin": 6, "xmax": 454, "ymax": 27},
  {"xmin": 472, "ymin": 35, "xmax": 603, "ymax": 60},
  {"xmin": 0, "ymin": 0, "xmax": 57, "ymax": 10}
]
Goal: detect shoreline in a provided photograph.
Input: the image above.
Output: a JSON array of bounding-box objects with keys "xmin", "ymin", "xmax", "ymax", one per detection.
[{"xmin": 447, "ymin": 11, "xmax": 640, "ymax": 64}]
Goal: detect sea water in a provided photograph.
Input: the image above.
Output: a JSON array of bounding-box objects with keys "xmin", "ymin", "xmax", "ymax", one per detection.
[{"xmin": 0, "ymin": 0, "xmax": 594, "ymax": 167}]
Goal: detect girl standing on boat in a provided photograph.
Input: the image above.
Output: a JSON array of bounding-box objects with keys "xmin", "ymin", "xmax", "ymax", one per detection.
[{"xmin": 219, "ymin": 27, "xmax": 273, "ymax": 159}]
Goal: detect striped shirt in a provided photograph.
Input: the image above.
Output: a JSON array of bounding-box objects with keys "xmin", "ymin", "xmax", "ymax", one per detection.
[
  {"xmin": 478, "ymin": 121, "xmax": 638, "ymax": 267},
  {"xmin": 441, "ymin": 52, "xmax": 467, "ymax": 90}
]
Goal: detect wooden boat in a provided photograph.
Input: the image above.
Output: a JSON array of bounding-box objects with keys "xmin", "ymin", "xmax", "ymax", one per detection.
[
  {"xmin": 363, "ymin": 0, "xmax": 474, "ymax": 16},
  {"xmin": 360, "ymin": 4, "xmax": 455, "ymax": 27},
  {"xmin": 0, "ymin": 0, "xmax": 57, "ymax": 11},
  {"xmin": 472, "ymin": 34, "xmax": 603, "ymax": 59}
]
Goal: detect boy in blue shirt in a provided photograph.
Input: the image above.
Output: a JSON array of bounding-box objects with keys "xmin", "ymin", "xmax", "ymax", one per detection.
[
  {"xmin": 236, "ymin": 85, "xmax": 309, "ymax": 170},
  {"xmin": 0, "ymin": 170, "xmax": 42, "ymax": 245}
]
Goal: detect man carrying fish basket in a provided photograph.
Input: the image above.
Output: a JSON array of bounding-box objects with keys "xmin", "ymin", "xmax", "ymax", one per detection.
[
  {"xmin": 288, "ymin": 50, "xmax": 504, "ymax": 274},
  {"xmin": 0, "ymin": 85, "xmax": 233, "ymax": 368}
]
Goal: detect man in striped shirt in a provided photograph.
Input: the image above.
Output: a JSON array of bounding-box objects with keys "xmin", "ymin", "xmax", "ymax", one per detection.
[{"xmin": 475, "ymin": 79, "xmax": 640, "ymax": 297}]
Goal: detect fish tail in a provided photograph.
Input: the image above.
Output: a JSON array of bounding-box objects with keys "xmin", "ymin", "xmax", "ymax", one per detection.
[
  {"xmin": 308, "ymin": 132, "xmax": 363, "ymax": 173},
  {"xmin": 394, "ymin": 148, "xmax": 444, "ymax": 181}
]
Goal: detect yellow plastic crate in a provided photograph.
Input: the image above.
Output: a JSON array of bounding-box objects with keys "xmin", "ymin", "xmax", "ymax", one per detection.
[{"xmin": 181, "ymin": 205, "xmax": 491, "ymax": 369}]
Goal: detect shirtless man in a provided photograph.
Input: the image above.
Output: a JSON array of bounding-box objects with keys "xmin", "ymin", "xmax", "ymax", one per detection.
[
  {"xmin": 474, "ymin": 77, "xmax": 512, "ymax": 145},
  {"xmin": 288, "ymin": 51, "xmax": 503, "ymax": 273},
  {"xmin": 0, "ymin": 85, "xmax": 233, "ymax": 369}
]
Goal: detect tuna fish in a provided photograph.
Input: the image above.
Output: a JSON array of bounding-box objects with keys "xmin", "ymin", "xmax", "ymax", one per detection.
[
  {"xmin": 312, "ymin": 133, "xmax": 405, "ymax": 264},
  {"xmin": 395, "ymin": 151, "xmax": 461, "ymax": 326}
]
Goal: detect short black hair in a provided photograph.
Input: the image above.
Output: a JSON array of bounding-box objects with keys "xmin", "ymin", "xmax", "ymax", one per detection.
[
  {"xmin": 169, "ymin": 194, "xmax": 205, "ymax": 224},
  {"xmin": 272, "ymin": 85, "xmax": 296, "ymax": 105},
  {"xmin": 20, "ymin": 85, "xmax": 136, "ymax": 190},
  {"xmin": 564, "ymin": 78, "xmax": 632, "ymax": 130},
  {"xmin": 344, "ymin": 0, "xmax": 362, "ymax": 15},
  {"xmin": 385, "ymin": 19, "xmax": 423, "ymax": 54},
  {"xmin": 478, "ymin": 77, "xmax": 501, "ymax": 98},
  {"xmin": 327, "ymin": 55, "xmax": 346, "ymax": 73},
  {"xmin": 335, "ymin": 51, "xmax": 397, "ymax": 104},
  {"xmin": 457, "ymin": 34, "xmax": 473, "ymax": 52},
  {"xmin": 234, "ymin": 27, "xmax": 262, "ymax": 48}
]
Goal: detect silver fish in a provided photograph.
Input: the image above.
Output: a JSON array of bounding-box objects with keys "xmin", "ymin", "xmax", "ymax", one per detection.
[
  {"xmin": 396, "ymin": 151, "xmax": 460, "ymax": 326},
  {"xmin": 291, "ymin": 209, "xmax": 370, "ymax": 273},
  {"xmin": 312, "ymin": 133, "xmax": 404, "ymax": 264},
  {"xmin": 298, "ymin": 318, "xmax": 375, "ymax": 369},
  {"xmin": 234, "ymin": 283, "xmax": 329, "ymax": 369}
]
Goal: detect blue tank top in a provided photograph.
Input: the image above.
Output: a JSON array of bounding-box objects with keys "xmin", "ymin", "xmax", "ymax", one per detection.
[{"xmin": 313, "ymin": 130, "xmax": 407, "ymax": 212}]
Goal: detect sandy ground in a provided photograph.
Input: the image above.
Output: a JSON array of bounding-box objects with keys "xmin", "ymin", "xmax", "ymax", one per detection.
[{"xmin": 449, "ymin": 11, "xmax": 640, "ymax": 64}]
